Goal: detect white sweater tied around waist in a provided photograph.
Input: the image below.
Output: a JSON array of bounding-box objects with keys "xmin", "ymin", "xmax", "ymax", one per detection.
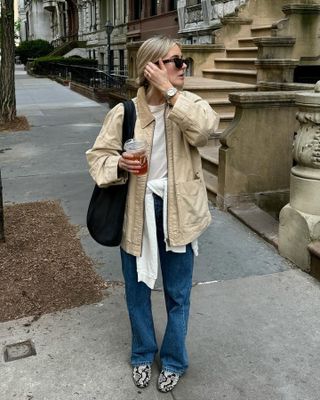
[{"xmin": 136, "ymin": 177, "xmax": 198, "ymax": 289}]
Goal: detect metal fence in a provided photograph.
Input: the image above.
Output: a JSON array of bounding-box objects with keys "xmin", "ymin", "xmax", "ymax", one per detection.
[
  {"xmin": 97, "ymin": 64, "xmax": 128, "ymax": 78},
  {"xmin": 45, "ymin": 62, "xmax": 128, "ymax": 96}
]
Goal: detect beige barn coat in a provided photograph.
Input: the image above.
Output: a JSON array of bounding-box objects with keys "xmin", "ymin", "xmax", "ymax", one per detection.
[{"xmin": 86, "ymin": 86, "xmax": 220, "ymax": 256}]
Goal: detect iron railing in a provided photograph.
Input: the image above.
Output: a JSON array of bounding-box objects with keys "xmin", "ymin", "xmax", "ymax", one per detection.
[
  {"xmin": 45, "ymin": 62, "xmax": 128, "ymax": 96},
  {"xmin": 97, "ymin": 64, "xmax": 128, "ymax": 78}
]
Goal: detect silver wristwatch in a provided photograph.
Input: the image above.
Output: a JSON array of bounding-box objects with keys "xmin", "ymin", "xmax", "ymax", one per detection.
[{"xmin": 164, "ymin": 87, "xmax": 178, "ymax": 101}]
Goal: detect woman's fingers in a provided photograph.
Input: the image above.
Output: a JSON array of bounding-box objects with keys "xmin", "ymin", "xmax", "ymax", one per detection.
[
  {"xmin": 157, "ymin": 59, "xmax": 166, "ymax": 70},
  {"xmin": 144, "ymin": 61, "xmax": 169, "ymax": 91},
  {"xmin": 119, "ymin": 153, "xmax": 142, "ymax": 174}
]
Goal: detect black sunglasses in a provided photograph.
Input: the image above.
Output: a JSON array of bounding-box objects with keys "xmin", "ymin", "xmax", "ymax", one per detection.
[{"xmin": 156, "ymin": 57, "xmax": 189, "ymax": 69}]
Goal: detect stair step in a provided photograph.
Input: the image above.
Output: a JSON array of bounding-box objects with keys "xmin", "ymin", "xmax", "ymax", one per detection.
[
  {"xmin": 238, "ymin": 37, "xmax": 257, "ymax": 47},
  {"xmin": 202, "ymin": 68, "xmax": 257, "ymax": 84},
  {"xmin": 226, "ymin": 47, "xmax": 258, "ymax": 58},
  {"xmin": 208, "ymin": 133, "xmax": 223, "ymax": 146},
  {"xmin": 229, "ymin": 203, "xmax": 279, "ymax": 248},
  {"xmin": 219, "ymin": 112, "xmax": 234, "ymax": 120},
  {"xmin": 184, "ymin": 76, "xmax": 257, "ymax": 99},
  {"xmin": 198, "ymin": 122, "xmax": 229, "ymax": 202},
  {"xmin": 199, "ymin": 142, "xmax": 220, "ymax": 165},
  {"xmin": 207, "ymin": 99, "xmax": 235, "ymax": 114},
  {"xmin": 200, "ymin": 141, "xmax": 220, "ymax": 200},
  {"xmin": 308, "ymin": 241, "xmax": 320, "ymax": 280},
  {"xmin": 215, "ymin": 58, "xmax": 257, "ymax": 70},
  {"xmin": 202, "ymin": 169, "xmax": 218, "ymax": 200},
  {"xmin": 251, "ymin": 24, "xmax": 274, "ymax": 36},
  {"xmin": 308, "ymin": 241, "xmax": 320, "ymax": 258},
  {"xmin": 217, "ymin": 112, "xmax": 235, "ymax": 130}
]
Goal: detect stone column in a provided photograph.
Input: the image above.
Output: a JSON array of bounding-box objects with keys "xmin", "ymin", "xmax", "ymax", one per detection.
[{"xmin": 279, "ymin": 82, "xmax": 320, "ymax": 271}]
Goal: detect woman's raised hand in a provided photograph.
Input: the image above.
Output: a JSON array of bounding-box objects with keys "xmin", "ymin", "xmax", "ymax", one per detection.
[{"xmin": 144, "ymin": 60, "xmax": 172, "ymax": 93}]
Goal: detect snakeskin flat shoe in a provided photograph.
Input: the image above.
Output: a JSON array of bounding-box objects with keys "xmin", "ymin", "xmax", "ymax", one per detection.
[
  {"xmin": 132, "ymin": 364, "xmax": 152, "ymax": 388},
  {"xmin": 157, "ymin": 370, "xmax": 180, "ymax": 392}
]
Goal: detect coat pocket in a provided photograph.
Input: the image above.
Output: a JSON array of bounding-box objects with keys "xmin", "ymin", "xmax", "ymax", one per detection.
[{"xmin": 175, "ymin": 179, "xmax": 209, "ymax": 227}]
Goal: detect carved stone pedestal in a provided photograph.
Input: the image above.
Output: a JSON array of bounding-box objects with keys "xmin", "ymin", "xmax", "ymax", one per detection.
[{"xmin": 279, "ymin": 83, "xmax": 320, "ymax": 271}]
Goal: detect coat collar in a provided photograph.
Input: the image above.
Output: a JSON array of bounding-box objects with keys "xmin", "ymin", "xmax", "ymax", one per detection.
[{"xmin": 136, "ymin": 87, "xmax": 156, "ymax": 128}]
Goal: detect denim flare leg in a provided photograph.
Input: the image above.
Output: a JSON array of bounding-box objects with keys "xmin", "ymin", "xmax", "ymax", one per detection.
[{"xmin": 120, "ymin": 194, "xmax": 194, "ymax": 375}]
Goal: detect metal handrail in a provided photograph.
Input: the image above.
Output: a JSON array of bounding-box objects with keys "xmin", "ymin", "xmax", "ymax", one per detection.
[{"xmin": 42, "ymin": 62, "xmax": 128, "ymax": 95}]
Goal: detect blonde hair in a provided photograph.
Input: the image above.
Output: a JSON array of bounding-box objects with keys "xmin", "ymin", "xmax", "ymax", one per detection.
[{"xmin": 136, "ymin": 36, "xmax": 181, "ymax": 87}]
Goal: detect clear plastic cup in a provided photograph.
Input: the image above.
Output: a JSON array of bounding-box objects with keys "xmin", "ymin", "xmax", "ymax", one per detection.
[{"xmin": 124, "ymin": 139, "xmax": 148, "ymax": 175}]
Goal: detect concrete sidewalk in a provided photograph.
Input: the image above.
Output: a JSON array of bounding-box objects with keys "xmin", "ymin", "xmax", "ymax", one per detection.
[{"xmin": 1, "ymin": 66, "xmax": 320, "ymax": 400}]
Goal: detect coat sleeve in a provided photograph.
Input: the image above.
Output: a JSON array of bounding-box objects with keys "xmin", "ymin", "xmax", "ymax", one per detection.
[
  {"xmin": 85, "ymin": 103, "xmax": 128, "ymax": 187},
  {"xmin": 168, "ymin": 91, "xmax": 220, "ymax": 147}
]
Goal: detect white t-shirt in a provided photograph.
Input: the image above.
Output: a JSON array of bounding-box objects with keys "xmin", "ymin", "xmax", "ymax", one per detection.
[{"xmin": 147, "ymin": 103, "xmax": 167, "ymax": 181}]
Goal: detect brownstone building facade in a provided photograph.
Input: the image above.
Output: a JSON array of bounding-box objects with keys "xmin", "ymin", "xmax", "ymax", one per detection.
[
  {"xmin": 126, "ymin": 0, "xmax": 180, "ymax": 84},
  {"xmin": 127, "ymin": 0, "xmax": 179, "ymax": 42}
]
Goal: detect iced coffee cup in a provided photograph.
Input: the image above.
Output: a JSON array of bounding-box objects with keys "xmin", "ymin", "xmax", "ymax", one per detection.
[{"xmin": 124, "ymin": 138, "xmax": 148, "ymax": 176}]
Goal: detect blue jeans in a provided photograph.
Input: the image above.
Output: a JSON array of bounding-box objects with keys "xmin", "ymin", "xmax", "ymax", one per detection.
[{"xmin": 120, "ymin": 194, "xmax": 194, "ymax": 375}]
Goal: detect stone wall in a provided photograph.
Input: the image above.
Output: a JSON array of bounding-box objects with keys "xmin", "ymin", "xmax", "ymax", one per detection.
[{"xmin": 217, "ymin": 91, "xmax": 300, "ymax": 212}]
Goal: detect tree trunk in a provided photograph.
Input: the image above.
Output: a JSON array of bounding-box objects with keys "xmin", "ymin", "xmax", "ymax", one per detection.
[
  {"xmin": 0, "ymin": 0, "xmax": 16, "ymax": 123},
  {"xmin": 0, "ymin": 170, "xmax": 5, "ymax": 243}
]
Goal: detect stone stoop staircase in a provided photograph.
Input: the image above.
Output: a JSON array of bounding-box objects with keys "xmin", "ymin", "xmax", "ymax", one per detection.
[
  {"xmin": 49, "ymin": 40, "xmax": 86, "ymax": 57},
  {"xmin": 184, "ymin": 23, "xmax": 280, "ymax": 202},
  {"xmin": 183, "ymin": 7, "xmax": 320, "ymax": 279}
]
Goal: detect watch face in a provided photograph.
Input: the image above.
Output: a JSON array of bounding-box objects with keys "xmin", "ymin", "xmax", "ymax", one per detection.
[{"xmin": 166, "ymin": 88, "xmax": 177, "ymax": 98}]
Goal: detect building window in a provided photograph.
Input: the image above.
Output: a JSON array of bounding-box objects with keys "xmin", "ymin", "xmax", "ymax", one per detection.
[
  {"xmin": 168, "ymin": 0, "xmax": 177, "ymax": 11},
  {"xmin": 90, "ymin": 1, "xmax": 97, "ymax": 30},
  {"xmin": 150, "ymin": 0, "xmax": 157, "ymax": 16},
  {"xmin": 185, "ymin": 57, "xmax": 193, "ymax": 76},
  {"xmin": 119, "ymin": 49, "xmax": 125, "ymax": 75},
  {"xmin": 123, "ymin": 0, "xmax": 127, "ymax": 22},
  {"xmin": 133, "ymin": 0, "xmax": 142, "ymax": 20},
  {"xmin": 113, "ymin": 0, "xmax": 117, "ymax": 23},
  {"xmin": 25, "ymin": 12, "xmax": 29, "ymax": 40},
  {"xmin": 99, "ymin": 52, "xmax": 105, "ymax": 67},
  {"xmin": 100, "ymin": 0, "xmax": 107, "ymax": 26},
  {"xmin": 110, "ymin": 50, "xmax": 114, "ymax": 73}
]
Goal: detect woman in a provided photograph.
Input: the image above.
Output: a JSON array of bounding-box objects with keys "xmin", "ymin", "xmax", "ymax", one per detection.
[{"xmin": 86, "ymin": 36, "xmax": 219, "ymax": 392}]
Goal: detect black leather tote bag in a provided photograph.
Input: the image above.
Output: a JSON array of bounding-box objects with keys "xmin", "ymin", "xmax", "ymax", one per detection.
[{"xmin": 86, "ymin": 100, "xmax": 136, "ymax": 246}]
